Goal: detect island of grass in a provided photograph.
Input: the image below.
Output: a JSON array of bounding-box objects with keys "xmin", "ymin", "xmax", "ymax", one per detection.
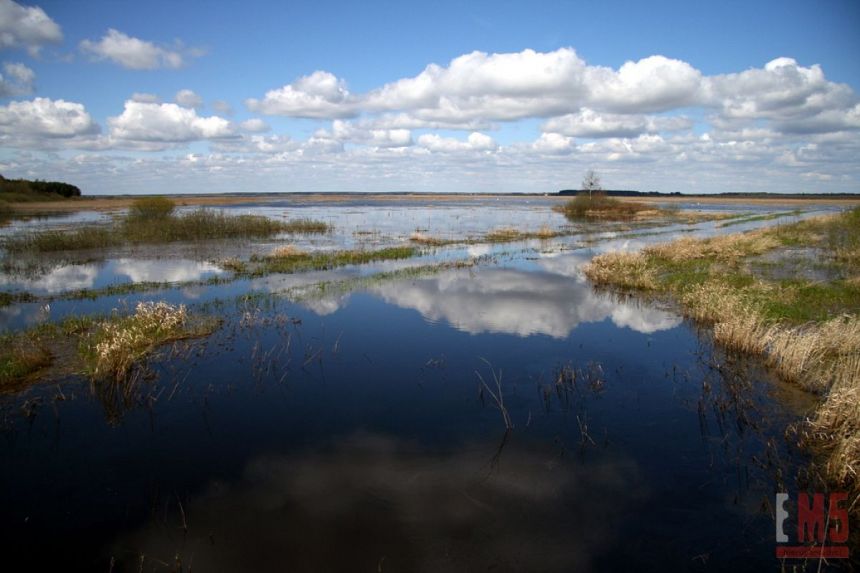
[
  {"xmin": 2, "ymin": 196, "xmax": 330, "ymax": 253},
  {"xmin": 583, "ymin": 207, "xmax": 860, "ymax": 517},
  {"xmin": 554, "ymin": 191, "xmax": 672, "ymax": 221}
]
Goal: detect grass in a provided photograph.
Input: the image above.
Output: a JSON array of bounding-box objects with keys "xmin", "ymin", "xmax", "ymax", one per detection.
[
  {"xmin": 2, "ymin": 196, "xmax": 330, "ymax": 253},
  {"xmin": 80, "ymin": 301, "xmax": 219, "ymax": 382},
  {"xmin": 555, "ymin": 192, "xmax": 660, "ymax": 221},
  {"xmin": 717, "ymin": 209, "xmax": 803, "ymax": 228},
  {"xmin": 583, "ymin": 207, "xmax": 860, "ymax": 513},
  {"xmin": 247, "ymin": 245, "xmax": 418, "ymax": 276},
  {"xmin": 0, "ymin": 331, "xmax": 52, "ymax": 391}
]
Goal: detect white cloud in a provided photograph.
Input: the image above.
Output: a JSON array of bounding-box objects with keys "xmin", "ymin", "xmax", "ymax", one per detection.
[
  {"xmin": 80, "ymin": 29, "xmax": 199, "ymax": 70},
  {"xmin": 585, "ymin": 56, "xmax": 702, "ymax": 113},
  {"xmin": 0, "ymin": 60, "xmax": 33, "ymax": 96},
  {"xmin": 108, "ymin": 100, "xmax": 234, "ymax": 143},
  {"xmin": 703, "ymin": 57, "xmax": 858, "ymax": 131},
  {"xmin": 0, "ymin": 97, "xmax": 99, "ymax": 138},
  {"xmin": 246, "ymin": 71, "xmax": 358, "ymax": 118},
  {"xmin": 544, "ymin": 108, "xmax": 694, "ymax": 138},
  {"xmin": 240, "ymin": 118, "xmax": 270, "ymax": 133},
  {"xmin": 175, "ymin": 89, "xmax": 203, "ymax": 109},
  {"xmin": 417, "ymin": 131, "xmax": 496, "ymax": 152},
  {"xmin": 321, "ymin": 119, "xmax": 412, "ymax": 148},
  {"xmin": 0, "ymin": 0, "xmax": 62, "ymax": 55},
  {"xmin": 530, "ymin": 132, "xmax": 574, "ymax": 154}
]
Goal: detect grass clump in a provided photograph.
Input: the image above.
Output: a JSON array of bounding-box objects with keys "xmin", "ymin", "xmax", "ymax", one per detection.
[
  {"xmin": 249, "ymin": 245, "xmax": 417, "ymax": 276},
  {"xmin": 556, "ymin": 192, "xmax": 658, "ymax": 221},
  {"xmin": 81, "ymin": 301, "xmax": 218, "ymax": 382},
  {"xmin": 583, "ymin": 207, "xmax": 860, "ymax": 513},
  {"xmin": 0, "ymin": 332, "xmax": 52, "ymax": 391}
]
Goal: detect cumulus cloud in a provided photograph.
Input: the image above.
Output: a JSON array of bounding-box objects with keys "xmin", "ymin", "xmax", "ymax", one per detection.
[
  {"xmin": 323, "ymin": 119, "xmax": 412, "ymax": 148},
  {"xmin": 544, "ymin": 109, "xmax": 693, "ymax": 138},
  {"xmin": 240, "ymin": 118, "xmax": 270, "ymax": 133},
  {"xmin": 586, "ymin": 55, "xmax": 702, "ymax": 113},
  {"xmin": 0, "ymin": 61, "xmax": 34, "ymax": 96},
  {"xmin": 130, "ymin": 92, "xmax": 160, "ymax": 103},
  {"xmin": 246, "ymin": 71, "xmax": 358, "ymax": 118},
  {"xmin": 417, "ymin": 132, "xmax": 496, "ymax": 152},
  {"xmin": 108, "ymin": 100, "xmax": 234, "ymax": 143},
  {"xmin": 0, "ymin": 97, "xmax": 99, "ymax": 138},
  {"xmin": 175, "ymin": 89, "xmax": 203, "ymax": 109},
  {"xmin": 0, "ymin": 0, "xmax": 62, "ymax": 55},
  {"xmin": 703, "ymin": 57, "xmax": 858, "ymax": 130},
  {"xmin": 80, "ymin": 29, "xmax": 200, "ymax": 70}
]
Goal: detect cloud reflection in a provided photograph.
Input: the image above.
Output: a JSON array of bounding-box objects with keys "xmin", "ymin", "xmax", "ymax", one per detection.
[
  {"xmin": 112, "ymin": 433, "xmax": 642, "ymax": 572},
  {"xmin": 370, "ymin": 262, "xmax": 680, "ymax": 338}
]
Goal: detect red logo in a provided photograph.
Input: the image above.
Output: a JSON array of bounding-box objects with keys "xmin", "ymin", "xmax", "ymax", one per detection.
[{"xmin": 776, "ymin": 492, "xmax": 850, "ymax": 559}]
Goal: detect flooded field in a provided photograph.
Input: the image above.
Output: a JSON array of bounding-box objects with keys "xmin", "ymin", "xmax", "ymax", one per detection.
[{"xmin": 0, "ymin": 196, "xmax": 851, "ymax": 571}]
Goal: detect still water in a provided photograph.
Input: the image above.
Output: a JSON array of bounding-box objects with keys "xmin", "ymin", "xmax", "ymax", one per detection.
[{"xmin": 0, "ymin": 198, "xmax": 842, "ymax": 571}]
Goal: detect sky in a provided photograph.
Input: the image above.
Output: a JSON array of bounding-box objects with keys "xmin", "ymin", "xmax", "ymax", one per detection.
[{"xmin": 0, "ymin": 0, "xmax": 859, "ymax": 195}]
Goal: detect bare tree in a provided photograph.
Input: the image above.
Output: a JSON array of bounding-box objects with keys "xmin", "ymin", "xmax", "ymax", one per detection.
[{"xmin": 582, "ymin": 170, "xmax": 602, "ymax": 199}]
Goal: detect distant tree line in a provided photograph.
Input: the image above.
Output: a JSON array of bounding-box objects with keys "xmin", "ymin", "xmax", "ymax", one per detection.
[{"xmin": 0, "ymin": 174, "xmax": 81, "ymax": 198}]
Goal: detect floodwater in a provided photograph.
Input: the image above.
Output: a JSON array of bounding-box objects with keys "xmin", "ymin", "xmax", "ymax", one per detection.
[{"xmin": 0, "ymin": 197, "xmax": 848, "ymax": 571}]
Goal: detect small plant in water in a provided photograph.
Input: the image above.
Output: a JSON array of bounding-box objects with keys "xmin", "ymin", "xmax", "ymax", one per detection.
[{"xmin": 83, "ymin": 301, "xmax": 214, "ymax": 382}]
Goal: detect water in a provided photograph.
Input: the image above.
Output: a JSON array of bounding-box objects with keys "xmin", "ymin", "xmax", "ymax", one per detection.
[{"xmin": 0, "ymin": 198, "xmax": 846, "ymax": 571}]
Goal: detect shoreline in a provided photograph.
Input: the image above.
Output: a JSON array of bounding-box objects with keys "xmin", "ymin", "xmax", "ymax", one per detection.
[{"xmin": 6, "ymin": 192, "xmax": 860, "ymax": 213}]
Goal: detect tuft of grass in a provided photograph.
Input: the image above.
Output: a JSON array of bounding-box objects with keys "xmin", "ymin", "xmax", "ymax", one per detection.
[
  {"xmin": 0, "ymin": 332, "xmax": 52, "ymax": 391},
  {"xmin": 80, "ymin": 301, "xmax": 218, "ymax": 382},
  {"xmin": 281, "ymin": 218, "xmax": 331, "ymax": 234},
  {"xmin": 127, "ymin": 196, "xmax": 175, "ymax": 220}
]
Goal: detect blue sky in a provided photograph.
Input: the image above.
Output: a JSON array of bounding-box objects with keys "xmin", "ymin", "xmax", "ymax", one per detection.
[{"xmin": 1, "ymin": 0, "xmax": 859, "ymax": 194}]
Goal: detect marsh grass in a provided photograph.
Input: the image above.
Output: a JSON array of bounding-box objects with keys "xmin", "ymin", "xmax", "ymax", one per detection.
[
  {"xmin": 555, "ymin": 192, "xmax": 657, "ymax": 221},
  {"xmin": 249, "ymin": 245, "xmax": 417, "ymax": 276},
  {"xmin": 0, "ymin": 332, "xmax": 52, "ymax": 391},
  {"xmin": 584, "ymin": 207, "xmax": 860, "ymax": 512},
  {"xmin": 3, "ymin": 197, "xmax": 330, "ymax": 253},
  {"xmin": 81, "ymin": 301, "xmax": 219, "ymax": 382}
]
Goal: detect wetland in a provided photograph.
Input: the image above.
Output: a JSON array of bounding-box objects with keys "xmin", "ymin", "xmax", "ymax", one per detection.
[{"xmin": 0, "ymin": 193, "xmax": 857, "ymax": 572}]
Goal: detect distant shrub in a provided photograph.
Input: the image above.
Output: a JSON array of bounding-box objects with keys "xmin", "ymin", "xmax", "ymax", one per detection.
[{"xmin": 127, "ymin": 196, "xmax": 175, "ymax": 220}]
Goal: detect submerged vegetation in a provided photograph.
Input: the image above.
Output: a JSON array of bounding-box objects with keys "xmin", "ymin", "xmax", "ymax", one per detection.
[
  {"xmin": 2, "ymin": 196, "xmax": 330, "ymax": 253},
  {"xmin": 584, "ymin": 207, "xmax": 860, "ymax": 513},
  {"xmin": 246, "ymin": 245, "xmax": 417, "ymax": 276}
]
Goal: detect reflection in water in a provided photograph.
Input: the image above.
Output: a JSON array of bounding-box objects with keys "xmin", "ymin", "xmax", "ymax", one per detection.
[
  {"xmin": 111, "ymin": 258, "xmax": 224, "ymax": 283},
  {"xmin": 369, "ymin": 265, "xmax": 680, "ymax": 338},
  {"xmin": 0, "ymin": 263, "xmax": 99, "ymax": 293},
  {"xmin": 112, "ymin": 433, "xmax": 642, "ymax": 572},
  {"xmin": 0, "ymin": 258, "xmax": 225, "ymax": 296}
]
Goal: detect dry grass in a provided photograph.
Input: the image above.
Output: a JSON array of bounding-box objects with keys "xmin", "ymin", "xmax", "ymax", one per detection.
[
  {"xmin": 82, "ymin": 301, "xmax": 217, "ymax": 382},
  {"xmin": 584, "ymin": 208, "xmax": 860, "ymax": 511},
  {"xmin": 270, "ymin": 244, "xmax": 306, "ymax": 258},
  {"xmin": 409, "ymin": 232, "xmax": 448, "ymax": 246}
]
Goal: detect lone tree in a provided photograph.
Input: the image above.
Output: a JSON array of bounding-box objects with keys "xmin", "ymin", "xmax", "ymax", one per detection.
[{"xmin": 582, "ymin": 170, "xmax": 602, "ymax": 199}]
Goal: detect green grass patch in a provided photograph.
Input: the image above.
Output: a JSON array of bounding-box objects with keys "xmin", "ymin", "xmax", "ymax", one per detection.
[
  {"xmin": 249, "ymin": 245, "xmax": 417, "ymax": 276},
  {"xmin": 0, "ymin": 331, "xmax": 52, "ymax": 390}
]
